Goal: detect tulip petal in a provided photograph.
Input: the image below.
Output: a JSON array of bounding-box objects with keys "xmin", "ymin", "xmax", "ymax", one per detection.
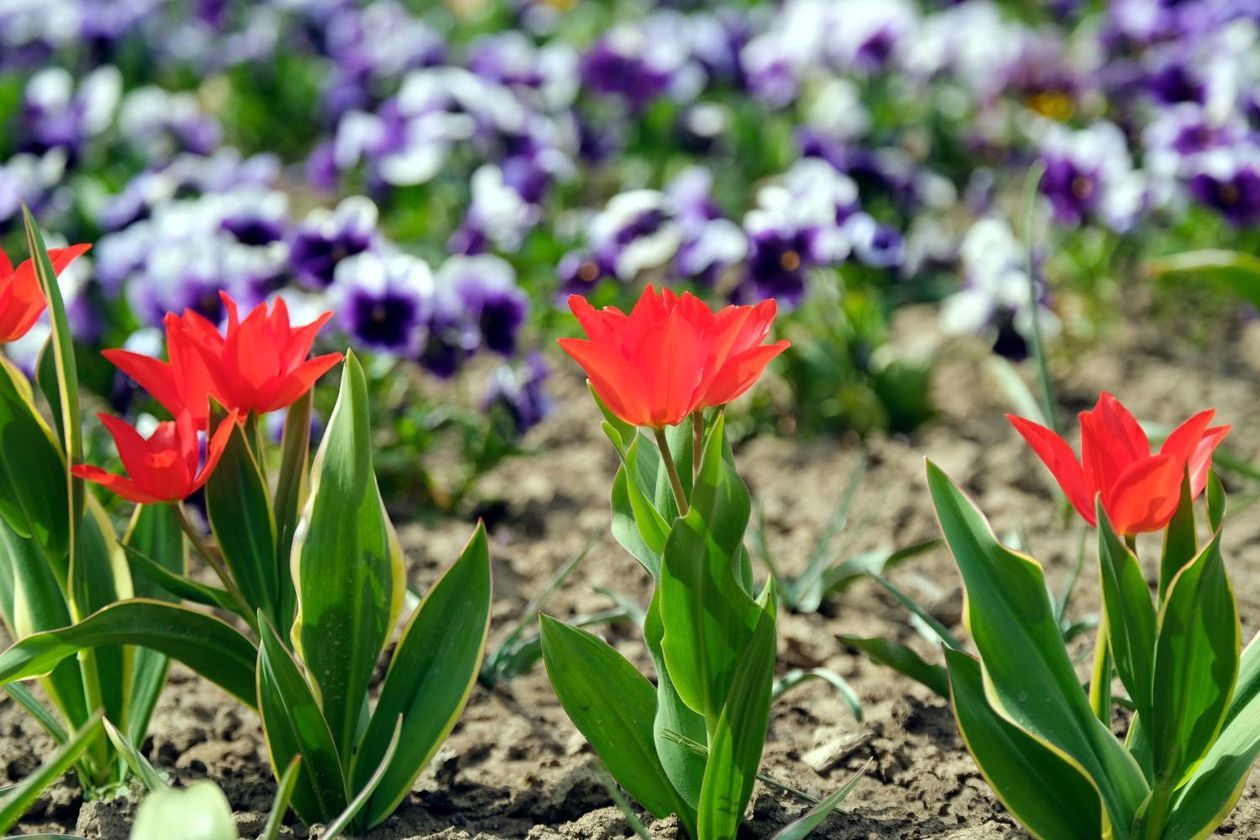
[
  {"xmin": 1105, "ymin": 454, "xmax": 1182, "ymax": 535},
  {"xmin": 1189, "ymin": 426, "xmax": 1230, "ymax": 497},
  {"xmin": 190, "ymin": 412, "xmax": 239, "ymax": 494},
  {"xmin": 1159, "ymin": 409, "xmax": 1215, "ymax": 465},
  {"xmin": 1007, "ymin": 414, "xmax": 1095, "ymax": 524},
  {"xmin": 699, "ymin": 340, "xmax": 789, "ymax": 410},
  {"xmin": 1080, "ymin": 393, "xmax": 1151, "ymax": 496},
  {"xmin": 263, "ymin": 352, "xmax": 343, "ymax": 414},
  {"xmin": 558, "ymin": 337, "xmax": 650, "ymax": 427},
  {"xmin": 102, "ymin": 348, "xmax": 189, "ymax": 419},
  {"xmin": 637, "ymin": 310, "xmax": 706, "ymax": 427},
  {"xmin": 568, "ymin": 294, "xmax": 628, "ymax": 347},
  {"xmin": 71, "ymin": 464, "xmax": 165, "ymax": 505}
]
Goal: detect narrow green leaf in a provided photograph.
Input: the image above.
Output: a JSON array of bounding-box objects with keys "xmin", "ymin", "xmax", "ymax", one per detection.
[
  {"xmin": 589, "ymin": 382, "xmax": 635, "ymax": 454},
  {"xmin": 0, "ymin": 516, "xmax": 85, "ymax": 728},
  {"xmin": 770, "ymin": 761, "xmax": 868, "ymax": 840},
  {"xmin": 1164, "ymin": 632, "xmax": 1260, "ymax": 840},
  {"xmin": 1150, "ymin": 532, "xmax": 1239, "ymax": 788},
  {"xmin": 1097, "ymin": 506, "xmax": 1157, "ymax": 730},
  {"xmin": 838, "ymin": 635, "xmax": 949, "ymax": 697},
  {"xmin": 325, "ymin": 717, "xmax": 402, "ymax": 838},
  {"xmin": 356, "ymin": 525, "xmax": 491, "ymax": 828},
  {"xmin": 1148, "ymin": 249, "xmax": 1260, "ymax": 310},
  {"xmin": 927, "ymin": 461, "xmax": 1148, "ymax": 833},
  {"xmin": 71, "ymin": 497, "xmax": 128, "ymax": 720},
  {"xmin": 0, "ymin": 709, "xmax": 102, "ymax": 834},
  {"xmin": 206, "ymin": 422, "xmax": 279, "ymax": 621},
  {"xmin": 869, "ymin": 573, "xmax": 963, "ymax": 650},
  {"xmin": 1160, "ymin": 476, "xmax": 1196, "ymax": 603},
  {"xmin": 121, "ymin": 544, "xmax": 240, "ymax": 617},
  {"xmin": 262, "ymin": 756, "xmax": 302, "ymax": 840},
  {"xmin": 291, "ymin": 350, "xmax": 402, "ymax": 756},
  {"xmin": 772, "ymin": 668, "xmax": 862, "ymax": 722},
  {"xmin": 946, "ymin": 649, "xmax": 1103, "ymax": 840},
  {"xmin": 540, "ymin": 614, "xmax": 687, "ymax": 820},
  {"xmin": 21, "ymin": 209, "xmax": 82, "ymax": 514},
  {"xmin": 273, "ymin": 391, "xmax": 311, "ymax": 631},
  {"xmin": 698, "ymin": 608, "xmax": 776, "ymax": 840},
  {"xmin": 659, "ymin": 415, "xmax": 759, "ymax": 725},
  {"xmin": 122, "ymin": 504, "xmax": 185, "ymax": 746},
  {"xmin": 4, "ymin": 683, "xmax": 68, "ymax": 744},
  {"xmin": 0, "ymin": 355, "xmax": 69, "ymax": 561},
  {"xmin": 818, "ymin": 540, "xmax": 939, "ymax": 597},
  {"xmin": 644, "ymin": 589, "xmax": 704, "ymax": 831},
  {"xmin": 1206, "ymin": 472, "xmax": 1225, "ymax": 532},
  {"xmin": 130, "ymin": 781, "xmax": 236, "ymax": 840},
  {"xmin": 0, "ymin": 599, "xmax": 258, "ymax": 706},
  {"xmin": 256, "ymin": 615, "xmax": 348, "ymax": 824},
  {"xmin": 102, "ymin": 719, "xmax": 166, "ymax": 792}
]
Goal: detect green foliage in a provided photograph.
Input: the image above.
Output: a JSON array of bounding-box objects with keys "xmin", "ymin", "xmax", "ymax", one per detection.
[
  {"xmin": 929, "ymin": 461, "xmax": 1257, "ymax": 839},
  {"xmin": 542, "ymin": 412, "xmax": 787, "ymax": 839}
]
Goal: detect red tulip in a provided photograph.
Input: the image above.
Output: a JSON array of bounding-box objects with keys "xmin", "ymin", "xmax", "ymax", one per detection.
[
  {"xmin": 0, "ymin": 243, "xmax": 91, "ymax": 343},
  {"xmin": 558, "ymin": 285, "xmax": 789, "ymax": 428},
  {"xmin": 102, "ymin": 310, "xmax": 222, "ymax": 429},
  {"xmin": 72, "ymin": 410, "xmax": 236, "ymax": 504},
  {"xmin": 184, "ymin": 292, "xmax": 343, "ymax": 417},
  {"xmin": 1008, "ymin": 392, "xmax": 1229, "ymax": 535}
]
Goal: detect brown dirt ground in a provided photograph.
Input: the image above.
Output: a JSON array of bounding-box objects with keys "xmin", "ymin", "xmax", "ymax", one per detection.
[{"xmin": 6, "ymin": 310, "xmax": 1260, "ymax": 839}]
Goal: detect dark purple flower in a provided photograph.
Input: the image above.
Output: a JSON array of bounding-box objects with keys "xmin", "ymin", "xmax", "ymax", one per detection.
[
  {"xmin": 1147, "ymin": 60, "xmax": 1205, "ymax": 105},
  {"xmin": 484, "ymin": 353, "xmax": 552, "ymax": 436},
  {"xmin": 1040, "ymin": 157, "xmax": 1102, "ymax": 226},
  {"xmin": 740, "ymin": 226, "xmax": 815, "ymax": 305},
  {"xmin": 18, "ymin": 67, "xmax": 120, "ymax": 162},
  {"xmin": 289, "ymin": 197, "xmax": 379, "ymax": 290},
  {"xmin": 1187, "ymin": 155, "xmax": 1260, "ymax": 227},
  {"xmin": 334, "ymin": 252, "xmax": 432, "ymax": 355},
  {"xmin": 581, "ymin": 34, "xmax": 673, "ymax": 111},
  {"xmin": 442, "ymin": 255, "xmax": 529, "ymax": 356}
]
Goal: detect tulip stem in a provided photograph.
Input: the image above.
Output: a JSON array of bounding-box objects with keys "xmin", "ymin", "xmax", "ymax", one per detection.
[
  {"xmin": 691, "ymin": 410, "xmax": 704, "ymax": 480},
  {"xmin": 655, "ymin": 427, "xmax": 689, "ymax": 517},
  {"xmin": 174, "ymin": 503, "xmax": 257, "ymax": 631}
]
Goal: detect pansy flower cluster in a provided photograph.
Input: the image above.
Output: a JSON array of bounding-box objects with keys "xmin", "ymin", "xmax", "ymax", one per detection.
[{"xmin": 1, "ymin": 0, "xmax": 1258, "ymax": 441}]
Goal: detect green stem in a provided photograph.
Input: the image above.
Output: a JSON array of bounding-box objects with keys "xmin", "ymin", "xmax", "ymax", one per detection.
[
  {"xmin": 174, "ymin": 503, "xmax": 257, "ymax": 632},
  {"xmin": 691, "ymin": 409, "xmax": 704, "ymax": 481},
  {"xmin": 654, "ymin": 427, "xmax": 689, "ymax": 517},
  {"xmin": 1140, "ymin": 781, "xmax": 1175, "ymax": 840},
  {"xmin": 1020, "ymin": 160, "xmax": 1058, "ymax": 435},
  {"xmin": 1089, "ymin": 620, "xmax": 1112, "ymax": 725}
]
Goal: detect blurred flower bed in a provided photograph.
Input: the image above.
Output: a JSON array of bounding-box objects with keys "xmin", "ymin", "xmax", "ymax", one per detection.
[{"xmin": 3, "ymin": 0, "xmax": 1259, "ymax": 506}]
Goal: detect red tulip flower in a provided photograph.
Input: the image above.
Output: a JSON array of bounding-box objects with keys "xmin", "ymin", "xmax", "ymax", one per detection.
[
  {"xmin": 0, "ymin": 243, "xmax": 90, "ymax": 344},
  {"xmin": 103, "ymin": 310, "xmax": 222, "ymax": 429},
  {"xmin": 72, "ymin": 411, "xmax": 236, "ymax": 504},
  {"xmin": 185, "ymin": 292, "xmax": 343, "ymax": 417},
  {"xmin": 1008, "ymin": 392, "xmax": 1229, "ymax": 535},
  {"xmin": 559, "ymin": 285, "xmax": 789, "ymax": 428}
]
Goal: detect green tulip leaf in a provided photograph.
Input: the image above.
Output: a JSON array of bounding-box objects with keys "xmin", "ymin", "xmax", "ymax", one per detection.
[
  {"xmin": 273, "ymin": 391, "xmax": 312, "ymax": 630},
  {"xmin": 0, "ymin": 599, "xmax": 258, "ymax": 706},
  {"xmin": 0, "ymin": 356, "xmax": 69, "ymax": 562},
  {"xmin": 1148, "ymin": 249, "xmax": 1260, "ymax": 311},
  {"xmin": 355, "ymin": 524, "xmax": 492, "ymax": 828},
  {"xmin": 946, "ymin": 649, "xmax": 1103, "ymax": 840},
  {"xmin": 697, "ymin": 608, "xmax": 776, "ymax": 840},
  {"xmin": 770, "ymin": 761, "xmax": 867, "ymax": 840},
  {"xmin": 659, "ymin": 414, "xmax": 759, "ymax": 726},
  {"xmin": 1164, "ymin": 632, "xmax": 1260, "ymax": 839},
  {"xmin": 206, "ymin": 421, "xmax": 279, "ymax": 622},
  {"xmin": 644, "ymin": 589, "xmax": 705, "ymax": 827},
  {"xmin": 539, "ymin": 614, "xmax": 689, "ymax": 821},
  {"xmin": 1159, "ymin": 476, "xmax": 1196, "ymax": 603},
  {"xmin": 1097, "ymin": 506, "xmax": 1156, "ymax": 730},
  {"xmin": 927, "ymin": 461, "xmax": 1148, "ymax": 833},
  {"xmin": 291, "ymin": 350, "xmax": 403, "ymax": 756},
  {"xmin": 837, "ymin": 634, "xmax": 949, "ymax": 698},
  {"xmin": 1150, "ymin": 531, "xmax": 1239, "ymax": 788},
  {"xmin": 0, "ymin": 709, "xmax": 102, "ymax": 834},
  {"xmin": 256, "ymin": 614, "xmax": 348, "ymax": 824}
]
